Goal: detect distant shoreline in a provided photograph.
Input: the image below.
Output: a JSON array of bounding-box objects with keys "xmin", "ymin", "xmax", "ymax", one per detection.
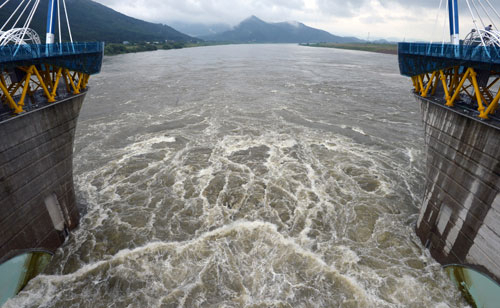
[
  {"xmin": 104, "ymin": 41, "xmax": 230, "ymax": 56},
  {"xmin": 104, "ymin": 42, "xmax": 399, "ymax": 56},
  {"xmin": 300, "ymin": 43, "xmax": 398, "ymax": 55}
]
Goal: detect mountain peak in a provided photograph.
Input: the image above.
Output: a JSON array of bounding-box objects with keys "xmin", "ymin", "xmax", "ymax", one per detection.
[
  {"xmin": 242, "ymin": 15, "xmax": 264, "ymax": 23},
  {"xmin": 284, "ymin": 21, "xmax": 302, "ymax": 28},
  {"xmin": 204, "ymin": 16, "xmax": 363, "ymax": 44}
]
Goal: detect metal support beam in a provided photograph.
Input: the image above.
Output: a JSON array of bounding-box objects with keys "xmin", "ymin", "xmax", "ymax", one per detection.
[
  {"xmin": 411, "ymin": 67, "xmax": 500, "ymax": 119},
  {"xmin": 0, "ymin": 64, "xmax": 91, "ymax": 116}
]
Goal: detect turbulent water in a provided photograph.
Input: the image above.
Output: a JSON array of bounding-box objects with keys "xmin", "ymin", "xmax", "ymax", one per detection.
[{"xmin": 6, "ymin": 44, "xmax": 468, "ymax": 307}]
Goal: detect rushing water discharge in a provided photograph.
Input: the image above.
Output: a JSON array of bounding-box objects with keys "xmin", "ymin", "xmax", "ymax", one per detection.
[{"xmin": 5, "ymin": 45, "xmax": 468, "ymax": 307}]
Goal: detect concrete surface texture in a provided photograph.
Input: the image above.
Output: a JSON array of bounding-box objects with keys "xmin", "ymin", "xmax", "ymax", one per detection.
[
  {"xmin": 0, "ymin": 93, "xmax": 86, "ymax": 263},
  {"xmin": 416, "ymin": 96, "xmax": 500, "ymax": 284}
]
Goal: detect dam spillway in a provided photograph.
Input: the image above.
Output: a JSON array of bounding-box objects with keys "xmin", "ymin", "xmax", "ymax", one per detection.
[{"xmin": 2, "ymin": 45, "xmax": 472, "ymax": 307}]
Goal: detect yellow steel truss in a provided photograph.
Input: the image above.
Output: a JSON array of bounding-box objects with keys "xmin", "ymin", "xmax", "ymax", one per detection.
[
  {"xmin": 411, "ymin": 67, "xmax": 500, "ymax": 119},
  {"xmin": 0, "ymin": 64, "xmax": 90, "ymax": 115}
]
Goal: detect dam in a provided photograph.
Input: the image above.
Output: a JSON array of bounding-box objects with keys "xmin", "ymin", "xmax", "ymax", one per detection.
[
  {"xmin": 399, "ymin": 42, "xmax": 500, "ymax": 282},
  {"xmin": 2, "ymin": 44, "xmax": 472, "ymax": 307},
  {"xmin": 398, "ymin": 0, "xmax": 500, "ymax": 305},
  {"xmin": 0, "ymin": 0, "xmax": 103, "ymax": 304},
  {"xmin": 1, "ymin": 0, "xmax": 499, "ymax": 306}
]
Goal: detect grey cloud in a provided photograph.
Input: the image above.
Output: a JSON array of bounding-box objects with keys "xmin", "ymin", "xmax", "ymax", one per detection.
[
  {"xmin": 92, "ymin": 0, "xmax": 500, "ymax": 40},
  {"xmin": 315, "ymin": 0, "xmax": 368, "ymax": 17},
  {"xmin": 94, "ymin": 0, "xmax": 308, "ymax": 24},
  {"xmin": 94, "ymin": 0, "xmax": 500, "ymax": 24},
  {"xmin": 359, "ymin": 15, "xmax": 386, "ymax": 24},
  {"xmin": 382, "ymin": 0, "xmax": 500, "ymax": 13},
  {"xmin": 316, "ymin": 0, "xmax": 500, "ymax": 15}
]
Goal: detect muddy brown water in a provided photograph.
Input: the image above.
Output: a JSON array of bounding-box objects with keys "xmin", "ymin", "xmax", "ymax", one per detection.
[{"xmin": 5, "ymin": 44, "xmax": 467, "ymax": 307}]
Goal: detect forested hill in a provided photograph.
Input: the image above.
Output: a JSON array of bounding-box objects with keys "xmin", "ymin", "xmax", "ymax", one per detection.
[
  {"xmin": 203, "ymin": 16, "xmax": 363, "ymax": 44},
  {"xmin": 0, "ymin": 0, "xmax": 195, "ymax": 43}
]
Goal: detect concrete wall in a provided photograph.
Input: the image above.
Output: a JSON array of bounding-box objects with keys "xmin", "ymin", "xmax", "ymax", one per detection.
[
  {"xmin": 416, "ymin": 96, "xmax": 500, "ymax": 283},
  {"xmin": 0, "ymin": 93, "xmax": 86, "ymax": 262}
]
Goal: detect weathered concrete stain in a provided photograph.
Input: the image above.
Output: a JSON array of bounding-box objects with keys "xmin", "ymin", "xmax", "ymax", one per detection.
[
  {"xmin": 0, "ymin": 93, "xmax": 86, "ymax": 263},
  {"xmin": 416, "ymin": 95, "xmax": 500, "ymax": 284}
]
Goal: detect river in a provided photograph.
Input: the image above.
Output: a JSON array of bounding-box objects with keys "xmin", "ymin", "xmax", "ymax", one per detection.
[{"xmin": 5, "ymin": 44, "xmax": 467, "ymax": 307}]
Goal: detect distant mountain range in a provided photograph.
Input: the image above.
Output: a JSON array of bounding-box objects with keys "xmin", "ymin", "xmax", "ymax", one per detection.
[
  {"xmin": 0, "ymin": 0, "xmax": 195, "ymax": 43},
  {"xmin": 168, "ymin": 22, "xmax": 232, "ymax": 38},
  {"xmin": 201, "ymin": 16, "xmax": 364, "ymax": 44},
  {"xmin": 0, "ymin": 1, "xmax": 366, "ymax": 44}
]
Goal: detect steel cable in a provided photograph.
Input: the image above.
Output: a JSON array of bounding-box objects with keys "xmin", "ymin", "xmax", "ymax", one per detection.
[
  {"xmin": 12, "ymin": 0, "xmax": 31, "ymax": 29},
  {"xmin": 485, "ymin": 0, "xmax": 500, "ymax": 22},
  {"xmin": 62, "ymin": 0, "xmax": 73, "ymax": 45},
  {"xmin": 0, "ymin": 0, "xmax": 25, "ymax": 31},
  {"xmin": 477, "ymin": 0, "xmax": 497, "ymax": 31},
  {"xmin": 471, "ymin": 0, "xmax": 486, "ymax": 29},
  {"xmin": 0, "ymin": 0, "xmax": 11, "ymax": 10},
  {"xmin": 465, "ymin": 0, "xmax": 489, "ymax": 52},
  {"xmin": 429, "ymin": 0, "xmax": 444, "ymax": 45}
]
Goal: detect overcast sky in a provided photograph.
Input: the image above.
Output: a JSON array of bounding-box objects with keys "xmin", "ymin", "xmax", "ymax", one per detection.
[{"xmin": 93, "ymin": 0, "xmax": 500, "ymax": 41}]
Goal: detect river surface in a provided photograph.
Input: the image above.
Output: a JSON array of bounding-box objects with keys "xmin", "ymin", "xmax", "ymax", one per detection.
[{"xmin": 6, "ymin": 44, "xmax": 468, "ymax": 307}]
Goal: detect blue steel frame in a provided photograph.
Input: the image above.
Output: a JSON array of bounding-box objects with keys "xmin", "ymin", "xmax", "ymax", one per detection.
[
  {"xmin": 0, "ymin": 42, "xmax": 104, "ymax": 75},
  {"xmin": 448, "ymin": 0, "xmax": 459, "ymax": 38},
  {"xmin": 398, "ymin": 43, "xmax": 500, "ymax": 77},
  {"xmin": 46, "ymin": 0, "xmax": 57, "ymax": 40}
]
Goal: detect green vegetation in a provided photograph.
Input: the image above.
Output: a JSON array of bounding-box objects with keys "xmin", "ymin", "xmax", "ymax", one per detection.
[
  {"xmin": 301, "ymin": 43, "xmax": 398, "ymax": 55},
  {"xmin": 0, "ymin": 0, "xmax": 195, "ymax": 43},
  {"xmin": 104, "ymin": 41, "xmax": 230, "ymax": 56},
  {"xmin": 105, "ymin": 43, "xmax": 154, "ymax": 55},
  {"xmin": 1, "ymin": 0, "xmax": 232, "ymax": 56}
]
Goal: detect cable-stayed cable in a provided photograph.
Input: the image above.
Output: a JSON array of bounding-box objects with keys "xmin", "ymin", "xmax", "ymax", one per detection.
[
  {"xmin": 0, "ymin": 0, "xmax": 26, "ymax": 31},
  {"xmin": 430, "ymin": 0, "xmax": 444, "ymax": 45},
  {"xmin": 477, "ymin": 0, "xmax": 497, "ymax": 30},
  {"xmin": 12, "ymin": 0, "xmax": 31, "ymax": 29},
  {"xmin": 62, "ymin": 0, "xmax": 73, "ymax": 44},
  {"xmin": 470, "ymin": 0, "xmax": 486, "ymax": 28},
  {"xmin": 0, "ymin": 0, "xmax": 11, "ymax": 10}
]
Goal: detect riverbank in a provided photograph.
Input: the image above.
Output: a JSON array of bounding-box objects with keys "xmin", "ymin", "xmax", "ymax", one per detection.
[
  {"xmin": 300, "ymin": 43, "xmax": 398, "ymax": 55},
  {"xmin": 104, "ymin": 41, "xmax": 230, "ymax": 56},
  {"xmin": 105, "ymin": 42, "xmax": 399, "ymax": 56}
]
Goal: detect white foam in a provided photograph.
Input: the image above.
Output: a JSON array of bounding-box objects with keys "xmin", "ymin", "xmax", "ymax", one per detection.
[
  {"xmin": 352, "ymin": 127, "xmax": 366, "ymax": 135},
  {"xmin": 39, "ymin": 65, "xmax": 461, "ymax": 307}
]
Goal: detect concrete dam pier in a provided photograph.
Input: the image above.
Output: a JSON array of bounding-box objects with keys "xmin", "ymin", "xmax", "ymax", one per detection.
[
  {"xmin": 398, "ymin": 27, "xmax": 500, "ymax": 303},
  {"xmin": 398, "ymin": 35, "xmax": 500, "ymax": 287},
  {"xmin": 416, "ymin": 96, "xmax": 500, "ymax": 284},
  {"xmin": 0, "ymin": 42, "xmax": 102, "ymax": 302},
  {"xmin": 0, "ymin": 1, "xmax": 103, "ymax": 303},
  {"xmin": 0, "ymin": 40, "xmax": 102, "ymax": 265},
  {"xmin": 0, "ymin": 93, "xmax": 86, "ymax": 263}
]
